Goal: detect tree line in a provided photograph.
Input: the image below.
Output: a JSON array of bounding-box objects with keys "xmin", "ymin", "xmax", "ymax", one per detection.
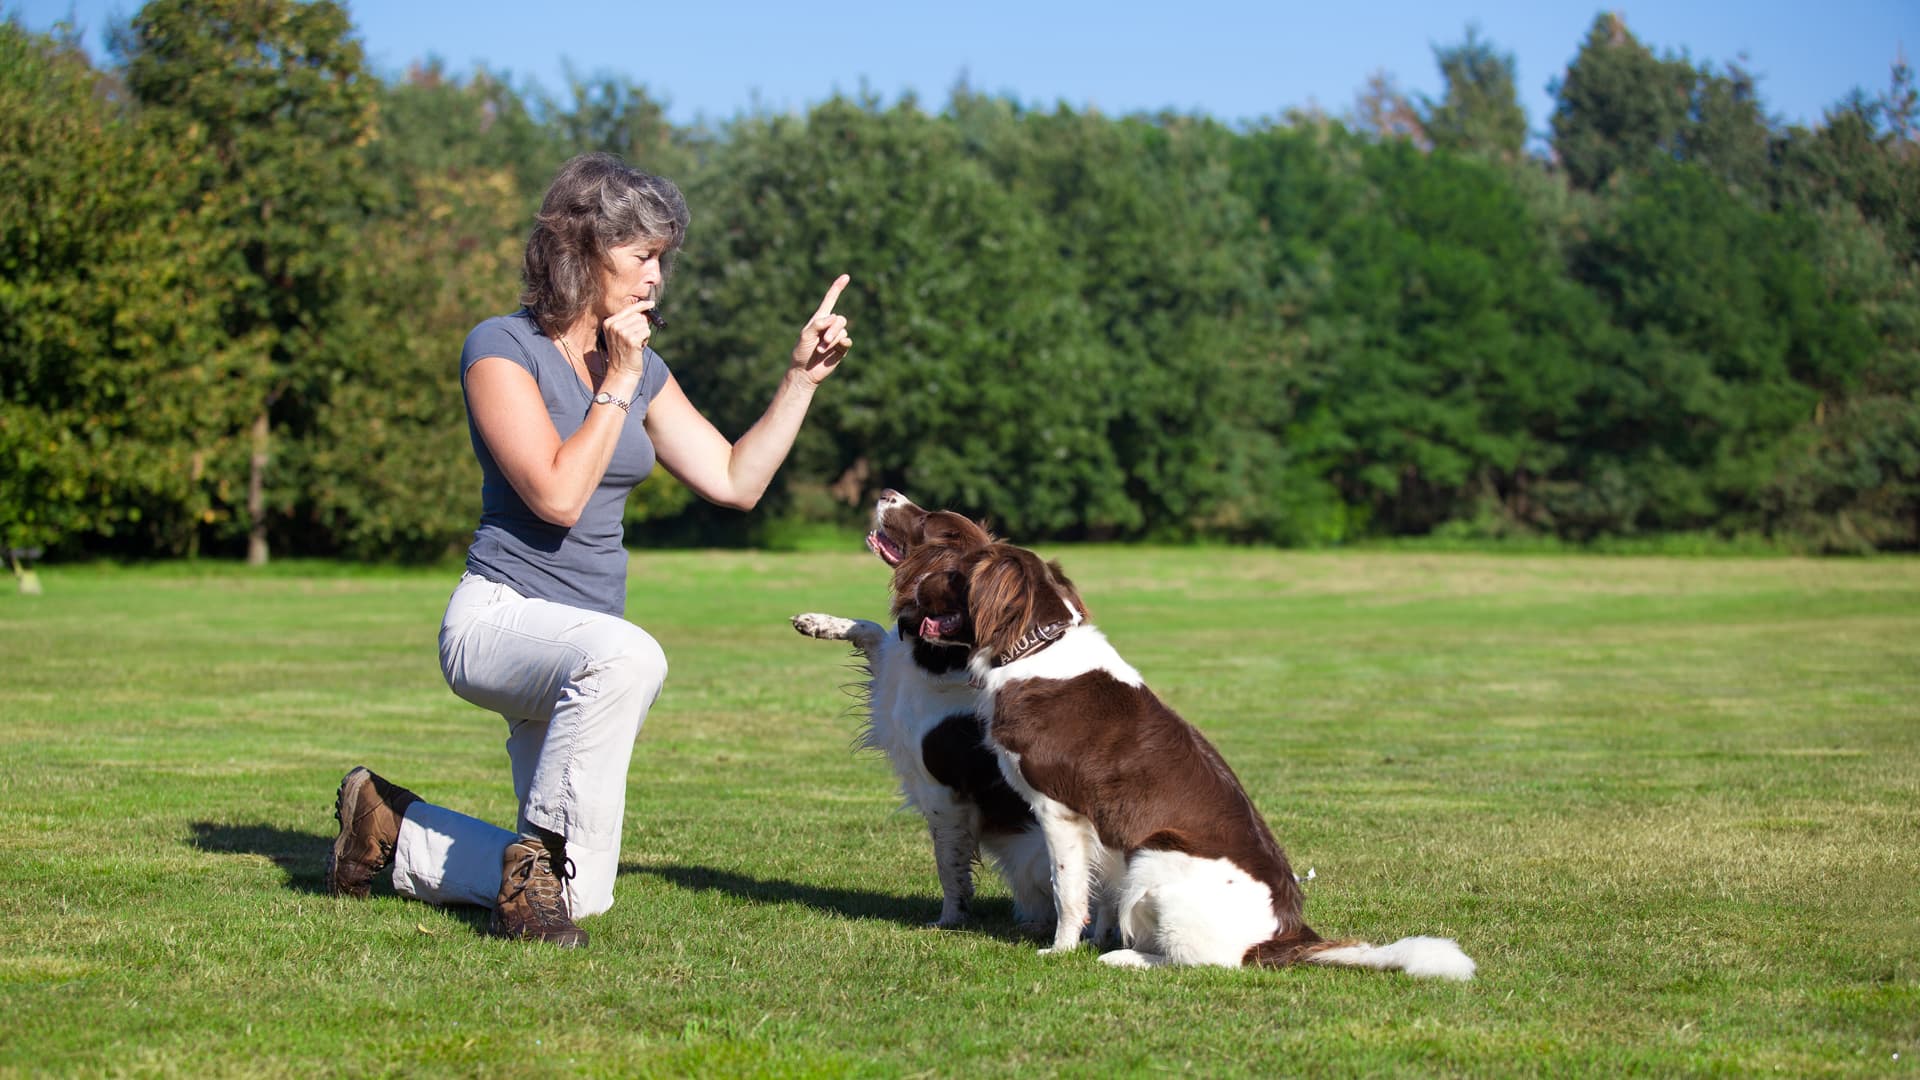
[{"xmin": 3, "ymin": 3, "xmax": 1916, "ymax": 562}]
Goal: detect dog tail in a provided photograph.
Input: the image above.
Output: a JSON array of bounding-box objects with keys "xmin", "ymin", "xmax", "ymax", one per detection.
[{"xmin": 1248, "ymin": 927, "xmax": 1475, "ymax": 981}]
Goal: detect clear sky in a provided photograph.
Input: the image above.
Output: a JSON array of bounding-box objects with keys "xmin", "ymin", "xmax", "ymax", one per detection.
[{"xmin": 13, "ymin": 0, "xmax": 1918, "ymax": 140}]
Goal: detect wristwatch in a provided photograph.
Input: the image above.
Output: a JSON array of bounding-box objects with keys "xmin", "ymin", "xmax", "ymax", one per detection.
[{"xmin": 592, "ymin": 390, "xmax": 631, "ymax": 413}]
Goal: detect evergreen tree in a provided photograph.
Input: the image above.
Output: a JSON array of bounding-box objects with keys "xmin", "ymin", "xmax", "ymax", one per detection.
[
  {"xmin": 1423, "ymin": 27, "xmax": 1528, "ymax": 161},
  {"xmin": 1550, "ymin": 13, "xmax": 1694, "ymax": 190}
]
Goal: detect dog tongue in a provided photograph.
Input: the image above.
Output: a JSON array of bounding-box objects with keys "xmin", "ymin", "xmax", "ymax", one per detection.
[{"xmin": 919, "ymin": 614, "xmax": 960, "ymax": 640}]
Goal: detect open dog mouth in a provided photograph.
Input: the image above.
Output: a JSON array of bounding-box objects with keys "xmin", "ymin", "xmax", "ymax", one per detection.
[
  {"xmin": 866, "ymin": 530, "xmax": 905, "ymax": 566},
  {"xmin": 917, "ymin": 612, "xmax": 965, "ymax": 641}
]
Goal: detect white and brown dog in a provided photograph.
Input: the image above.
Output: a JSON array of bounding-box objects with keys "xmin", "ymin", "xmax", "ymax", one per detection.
[
  {"xmin": 905, "ymin": 526, "xmax": 1476, "ymax": 978},
  {"xmin": 792, "ymin": 491, "xmax": 1055, "ymax": 932}
]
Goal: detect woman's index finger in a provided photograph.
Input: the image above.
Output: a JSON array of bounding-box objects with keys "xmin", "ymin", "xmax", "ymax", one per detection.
[{"xmin": 814, "ymin": 274, "xmax": 851, "ymax": 318}]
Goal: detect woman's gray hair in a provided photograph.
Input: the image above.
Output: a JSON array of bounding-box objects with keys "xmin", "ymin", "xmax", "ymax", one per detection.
[{"xmin": 521, "ymin": 152, "xmax": 690, "ymax": 338}]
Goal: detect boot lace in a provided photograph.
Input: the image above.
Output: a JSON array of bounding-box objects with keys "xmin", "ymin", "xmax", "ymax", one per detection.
[{"xmin": 505, "ymin": 843, "xmax": 576, "ymax": 927}]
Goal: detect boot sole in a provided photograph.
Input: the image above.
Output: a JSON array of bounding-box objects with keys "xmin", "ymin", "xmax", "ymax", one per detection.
[
  {"xmin": 487, "ymin": 918, "xmax": 589, "ymax": 948},
  {"xmin": 327, "ymin": 766, "xmax": 374, "ymax": 898}
]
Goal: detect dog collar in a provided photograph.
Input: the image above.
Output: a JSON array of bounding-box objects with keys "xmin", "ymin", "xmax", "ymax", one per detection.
[{"xmin": 996, "ymin": 620, "xmax": 1071, "ymax": 667}]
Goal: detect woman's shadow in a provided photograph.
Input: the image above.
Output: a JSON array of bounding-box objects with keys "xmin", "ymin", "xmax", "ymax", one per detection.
[
  {"xmin": 185, "ymin": 820, "xmax": 498, "ymax": 932},
  {"xmin": 183, "ymin": 823, "xmax": 1028, "ymax": 939},
  {"xmin": 187, "ymin": 821, "xmax": 336, "ymax": 895}
]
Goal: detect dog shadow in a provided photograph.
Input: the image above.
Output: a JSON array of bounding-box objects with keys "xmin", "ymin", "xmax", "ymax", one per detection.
[{"xmin": 625, "ymin": 862, "xmax": 1036, "ymax": 942}]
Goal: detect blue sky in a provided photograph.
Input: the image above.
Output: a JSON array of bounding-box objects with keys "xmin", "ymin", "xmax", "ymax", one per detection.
[{"xmin": 13, "ymin": 0, "xmax": 1918, "ymax": 139}]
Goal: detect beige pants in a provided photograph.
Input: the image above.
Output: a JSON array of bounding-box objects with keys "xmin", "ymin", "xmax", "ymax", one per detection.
[{"xmin": 390, "ymin": 572, "xmax": 667, "ymax": 918}]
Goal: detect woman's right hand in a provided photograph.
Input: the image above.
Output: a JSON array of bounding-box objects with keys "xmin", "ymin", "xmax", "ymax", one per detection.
[{"xmin": 599, "ymin": 297, "xmax": 657, "ymax": 379}]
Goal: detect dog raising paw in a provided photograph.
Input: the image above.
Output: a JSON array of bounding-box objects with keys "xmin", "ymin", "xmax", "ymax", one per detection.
[{"xmin": 792, "ymin": 612, "xmax": 887, "ymax": 655}]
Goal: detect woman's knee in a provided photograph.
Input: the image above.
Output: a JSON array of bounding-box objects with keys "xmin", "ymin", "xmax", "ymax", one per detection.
[{"xmin": 593, "ymin": 626, "xmax": 669, "ymax": 701}]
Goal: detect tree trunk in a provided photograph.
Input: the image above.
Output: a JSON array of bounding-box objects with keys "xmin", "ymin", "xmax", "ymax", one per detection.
[{"xmin": 247, "ymin": 408, "xmax": 269, "ymax": 566}]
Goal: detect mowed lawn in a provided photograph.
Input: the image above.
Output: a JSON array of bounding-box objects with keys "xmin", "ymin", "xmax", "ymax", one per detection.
[{"xmin": 2, "ymin": 546, "xmax": 1916, "ymax": 1077}]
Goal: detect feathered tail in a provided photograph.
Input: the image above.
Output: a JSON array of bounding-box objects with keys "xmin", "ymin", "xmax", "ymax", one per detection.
[{"xmin": 1248, "ymin": 927, "xmax": 1476, "ymax": 981}]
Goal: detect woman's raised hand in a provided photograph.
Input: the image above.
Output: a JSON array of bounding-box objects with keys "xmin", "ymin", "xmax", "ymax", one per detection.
[
  {"xmin": 791, "ymin": 275, "xmax": 852, "ymax": 384},
  {"xmin": 600, "ymin": 296, "xmax": 658, "ymax": 378}
]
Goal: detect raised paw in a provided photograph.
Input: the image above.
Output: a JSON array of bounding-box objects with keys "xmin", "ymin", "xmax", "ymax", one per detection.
[{"xmin": 792, "ymin": 612, "xmax": 859, "ymax": 640}]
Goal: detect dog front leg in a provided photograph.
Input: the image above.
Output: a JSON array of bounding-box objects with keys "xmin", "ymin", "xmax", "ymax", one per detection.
[
  {"xmin": 926, "ymin": 821, "xmax": 978, "ymax": 928},
  {"xmin": 1039, "ymin": 810, "xmax": 1096, "ymax": 955},
  {"xmin": 791, "ymin": 613, "xmax": 888, "ymax": 662}
]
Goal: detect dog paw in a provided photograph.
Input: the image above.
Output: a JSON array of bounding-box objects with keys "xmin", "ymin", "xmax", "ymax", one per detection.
[
  {"xmin": 1097, "ymin": 949, "xmax": 1156, "ymax": 969},
  {"xmin": 1037, "ymin": 944, "xmax": 1082, "ymax": 957},
  {"xmin": 792, "ymin": 613, "xmax": 856, "ymax": 639},
  {"xmin": 928, "ymin": 912, "xmax": 968, "ymax": 930}
]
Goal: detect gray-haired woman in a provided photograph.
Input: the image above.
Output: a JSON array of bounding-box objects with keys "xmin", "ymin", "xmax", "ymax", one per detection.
[{"xmin": 325, "ymin": 152, "xmax": 852, "ymax": 947}]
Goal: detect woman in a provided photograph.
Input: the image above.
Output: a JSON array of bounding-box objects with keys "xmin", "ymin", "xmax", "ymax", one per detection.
[{"xmin": 325, "ymin": 152, "xmax": 852, "ymax": 947}]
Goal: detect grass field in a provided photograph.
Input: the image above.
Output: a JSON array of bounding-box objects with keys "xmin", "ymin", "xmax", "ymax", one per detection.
[{"xmin": 3, "ymin": 545, "xmax": 1917, "ymax": 1077}]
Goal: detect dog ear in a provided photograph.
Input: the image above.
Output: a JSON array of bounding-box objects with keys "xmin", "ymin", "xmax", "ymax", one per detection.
[
  {"xmin": 1046, "ymin": 558, "xmax": 1090, "ymax": 621},
  {"xmin": 921, "ymin": 511, "xmax": 991, "ymax": 550},
  {"xmin": 967, "ymin": 547, "xmax": 1036, "ymax": 659}
]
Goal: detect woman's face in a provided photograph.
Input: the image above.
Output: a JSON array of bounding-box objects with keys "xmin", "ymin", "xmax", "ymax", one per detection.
[{"xmin": 594, "ymin": 238, "xmax": 665, "ymax": 320}]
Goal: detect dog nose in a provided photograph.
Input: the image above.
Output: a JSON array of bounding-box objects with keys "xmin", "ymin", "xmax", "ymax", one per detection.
[{"xmin": 878, "ymin": 489, "xmax": 901, "ymax": 505}]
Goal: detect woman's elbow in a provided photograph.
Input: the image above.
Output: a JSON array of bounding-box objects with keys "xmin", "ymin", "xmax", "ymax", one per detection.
[{"xmin": 529, "ymin": 497, "xmax": 584, "ymax": 529}]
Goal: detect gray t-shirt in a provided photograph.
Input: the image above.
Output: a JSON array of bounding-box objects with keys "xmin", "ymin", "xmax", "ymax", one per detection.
[{"xmin": 459, "ymin": 310, "xmax": 671, "ymax": 617}]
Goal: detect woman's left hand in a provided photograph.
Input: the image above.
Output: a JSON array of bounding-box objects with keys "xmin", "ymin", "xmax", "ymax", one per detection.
[{"xmin": 791, "ymin": 274, "xmax": 852, "ymax": 384}]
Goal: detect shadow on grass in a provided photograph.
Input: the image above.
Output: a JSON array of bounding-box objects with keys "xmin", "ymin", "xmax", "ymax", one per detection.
[
  {"xmin": 625, "ymin": 862, "xmax": 1035, "ymax": 942},
  {"xmin": 185, "ymin": 820, "xmax": 496, "ymax": 934},
  {"xmin": 187, "ymin": 821, "xmax": 334, "ymax": 895}
]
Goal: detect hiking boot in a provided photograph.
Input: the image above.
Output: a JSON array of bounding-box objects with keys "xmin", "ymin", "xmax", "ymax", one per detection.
[
  {"xmin": 326, "ymin": 766, "xmax": 420, "ymax": 899},
  {"xmin": 489, "ymin": 835, "xmax": 588, "ymax": 948}
]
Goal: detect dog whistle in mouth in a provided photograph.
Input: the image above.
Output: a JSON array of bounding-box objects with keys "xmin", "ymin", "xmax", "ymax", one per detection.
[{"xmin": 645, "ymin": 289, "xmax": 666, "ymax": 329}]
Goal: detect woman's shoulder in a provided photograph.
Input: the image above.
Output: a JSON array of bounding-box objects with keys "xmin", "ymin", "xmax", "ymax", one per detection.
[{"xmin": 461, "ymin": 310, "xmax": 545, "ymax": 372}]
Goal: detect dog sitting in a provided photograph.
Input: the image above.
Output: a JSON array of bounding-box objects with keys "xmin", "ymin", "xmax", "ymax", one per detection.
[
  {"xmin": 904, "ymin": 528, "xmax": 1475, "ymax": 978},
  {"xmin": 792, "ymin": 490, "xmax": 1054, "ymax": 932}
]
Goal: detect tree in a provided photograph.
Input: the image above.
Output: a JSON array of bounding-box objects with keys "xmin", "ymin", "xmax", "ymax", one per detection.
[
  {"xmin": 1550, "ymin": 13, "xmax": 1694, "ymax": 190},
  {"xmin": 953, "ymin": 98, "xmax": 1286, "ymax": 538},
  {"xmin": 1423, "ymin": 26, "xmax": 1528, "ymax": 161},
  {"xmin": 0, "ymin": 20, "xmax": 239, "ymax": 557},
  {"xmin": 1349, "ymin": 70, "xmax": 1427, "ymax": 147},
  {"xmin": 669, "ymin": 97, "xmax": 1135, "ymax": 540},
  {"xmin": 1566, "ymin": 163, "xmax": 1876, "ymax": 535},
  {"xmin": 1681, "ymin": 60, "xmax": 1772, "ymax": 193},
  {"xmin": 117, "ymin": 0, "xmax": 378, "ymax": 564},
  {"xmin": 1306, "ymin": 141, "xmax": 1583, "ymax": 536},
  {"xmin": 549, "ymin": 69, "xmax": 699, "ymax": 180}
]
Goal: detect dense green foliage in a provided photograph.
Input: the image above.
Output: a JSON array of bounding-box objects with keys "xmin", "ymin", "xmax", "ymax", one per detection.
[{"xmin": 4, "ymin": 7, "xmax": 1917, "ymax": 559}]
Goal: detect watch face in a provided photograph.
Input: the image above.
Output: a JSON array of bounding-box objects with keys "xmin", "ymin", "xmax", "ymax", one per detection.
[{"xmin": 594, "ymin": 392, "xmax": 611, "ymax": 404}]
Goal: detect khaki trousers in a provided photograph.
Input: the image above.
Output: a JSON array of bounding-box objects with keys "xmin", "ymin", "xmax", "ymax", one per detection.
[{"xmin": 390, "ymin": 572, "xmax": 667, "ymax": 918}]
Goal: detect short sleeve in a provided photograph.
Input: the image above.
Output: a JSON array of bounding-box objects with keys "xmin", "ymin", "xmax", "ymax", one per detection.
[
  {"xmin": 461, "ymin": 318, "xmax": 537, "ymax": 380},
  {"xmin": 639, "ymin": 346, "xmax": 671, "ymax": 405}
]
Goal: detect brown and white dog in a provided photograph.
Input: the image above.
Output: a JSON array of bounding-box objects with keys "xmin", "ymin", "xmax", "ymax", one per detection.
[
  {"xmin": 792, "ymin": 491, "xmax": 1054, "ymax": 932},
  {"xmin": 905, "ymin": 528, "xmax": 1476, "ymax": 977}
]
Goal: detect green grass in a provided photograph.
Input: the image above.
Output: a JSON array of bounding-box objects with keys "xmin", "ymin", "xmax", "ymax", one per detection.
[{"xmin": 3, "ymin": 548, "xmax": 1917, "ymax": 1077}]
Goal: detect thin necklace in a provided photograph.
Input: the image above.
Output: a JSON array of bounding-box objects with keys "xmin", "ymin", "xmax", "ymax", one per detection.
[{"xmin": 558, "ymin": 332, "xmax": 596, "ymax": 387}]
